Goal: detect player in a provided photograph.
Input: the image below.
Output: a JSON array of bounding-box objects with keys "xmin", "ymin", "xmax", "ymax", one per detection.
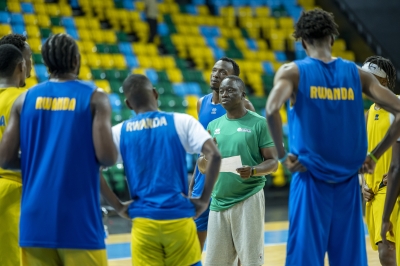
[
  {"xmin": 266, "ymin": 8, "xmax": 400, "ymax": 266},
  {"xmin": 198, "ymin": 75, "xmax": 277, "ymax": 265},
  {"xmin": 0, "ymin": 33, "xmax": 118, "ymax": 266},
  {"xmin": 362, "ymin": 56, "xmax": 397, "ymax": 266},
  {"xmin": 111, "ymin": 74, "xmax": 221, "ymax": 265},
  {"xmin": 0, "ymin": 44, "xmax": 27, "ymax": 266},
  {"xmin": 188, "ymin": 57, "xmax": 255, "ymax": 250}
]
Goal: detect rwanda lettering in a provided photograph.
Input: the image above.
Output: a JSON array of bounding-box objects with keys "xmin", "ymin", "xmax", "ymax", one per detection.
[
  {"xmin": 310, "ymin": 86, "xmax": 354, "ymax": 100},
  {"xmin": 0, "ymin": 115, "xmax": 4, "ymax": 126},
  {"xmin": 35, "ymin": 97, "xmax": 76, "ymax": 111},
  {"xmin": 126, "ymin": 116, "xmax": 168, "ymax": 131}
]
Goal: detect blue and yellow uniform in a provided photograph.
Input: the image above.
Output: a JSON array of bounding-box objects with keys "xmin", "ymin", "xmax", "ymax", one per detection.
[
  {"xmin": 113, "ymin": 111, "xmax": 211, "ymax": 266},
  {"xmin": 0, "ymin": 87, "xmax": 26, "ymax": 266},
  {"xmin": 286, "ymin": 57, "xmax": 368, "ymax": 266},
  {"xmin": 19, "ymin": 81, "xmax": 107, "ymax": 266},
  {"xmin": 365, "ymin": 104, "xmax": 398, "ymax": 250},
  {"xmin": 192, "ymin": 93, "xmax": 226, "ymax": 231}
]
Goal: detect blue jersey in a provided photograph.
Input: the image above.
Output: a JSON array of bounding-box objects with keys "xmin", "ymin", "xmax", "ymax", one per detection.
[
  {"xmin": 118, "ymin": 111, "xmax": 209, "ymax": 220},
  {"xmin": 289, "ymin": 57, "xmax": 367, "ymax": 182},
  {"xmin": 192, "ymin": 93, "xmax": 225, "ymax": 197},
  {"xmin": 19, "ymin": 80, "xmax": 104, "ymax": 249}
]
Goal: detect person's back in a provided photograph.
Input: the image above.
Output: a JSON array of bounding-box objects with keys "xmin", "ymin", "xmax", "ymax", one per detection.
[
  {"xmin": 290, "ymin": 56, "xmax": 366, "ymax": 182},
  {"xmin": 19, "ymin": 80, "xmax": 104, "ymax": 248}
]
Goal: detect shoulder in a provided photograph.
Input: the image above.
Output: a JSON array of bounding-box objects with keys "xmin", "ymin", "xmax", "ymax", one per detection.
[{"xmin": 276, "ymin": 62, "xmax": 299, "ymax": 79}]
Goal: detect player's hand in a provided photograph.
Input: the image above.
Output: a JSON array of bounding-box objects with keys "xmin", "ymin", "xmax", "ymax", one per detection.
[
  {"xmin": 362, "ymin": 184, "xmax": 374, "ymax": 202},
  {"xmin": 117, "ymin": 200, "xmax": 132, "ymax": 220},
  {"xmin": 283, "ymin": 154, "xmax": 307, "ymax": 173},
  {"xmin": 383, "ymin": 174, "xmax": 388, "ymax": 186},
  {"xmin": 236, "ymin": 165, "xmax": 252, "ymax": 179},
  {"xmin": 381, "ymin": 220, "xmax": 395, "ymax": 251},
  {"xmin": 190, "ymin": 198, "xmax": 210, "ymax": 219},
  {"xmin": 359, "ymin": 155, "xmax": 376, "ymax": 174}
]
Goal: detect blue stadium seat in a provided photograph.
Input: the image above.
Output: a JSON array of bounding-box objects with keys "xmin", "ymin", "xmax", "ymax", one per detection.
[
  {"xmin": 108, "ymin": 93, "xmax": 122, "ymax": 111},
  {"xmin": 157, "ymin": 23, "xmax": 169, "ymax": 36},
  {"xmin": 246, "ymin": 39, "xmax": 257, "ymax": 50},
  {"xmin": 266, "ymin": 0, "xmax": 282, "ymax": 8},
  {"xmin": 140, "ymin": 12, "xmax": 146, "ymax": 21},
  {"xmin": 200, "ymin": 26, "xmax": 220, "ymax": 37},
  {"xmin": 0, "ymin": 12, "xmax": 10, "ymax": 24},
  {"xmin": 10, "ymin": 13, "xmax": 24, "ymax": 25},
  {"xmin": 34, "ymin": 64, "xmax": 49, "ymax": 82},
  {"xmin": 206, "ymin": 37, "xmax": 217, "ymax": 48},
  {"xmin": 262, "ymin": 62, "xmax": 274, "ymax": 75},
  {"xmin": 123, "ymin": 0, "xmax": 135, "ymax": 10},
  {"xmin": 287, "ymin": 6, "xmax": 303, "ymax": 22},
  {"xmin": 192, "ymin": 0, "xmax": 206, "ymax": 4},
  {"xmin": 212, "ymin": 47, "xmax": 225, "ymax": 59},
  {"xmin": 249, "ymin": 0, "xmax": 263, "ymax": 6},
  {"xmin": 21, "ymin": 3, "xmax": 34, "ymax": 14},
  {"xmin": 172, "ymin": 83, "xmax": 186, "ymax": 97},
  {"xmin": 70, "ymin": 0, "xmax": 80, "ymax": 9},
  {"xmin": 119, "ymin": 42, "xmax": 133, "ymax": 55},
  {"xmin": 232, "ymin": 0, "xmax": 249, "ymax": 7},
  {"xmin": 274, "ymin": 51, "xmax": 287, "ymax": 62},
  {"xmin": 185, "ymin": 5, "xmax": 198, "ymax": 15},
  {"xmin": 12, "ymin": 25, "xmax": 26, "ymax": 35},
  {"xmin": 186, "ymin": 82, "xmax": 202, "ymax": 95},
  {"xmin": 62, "ymin": 17, "xmax": 75, "ymax": 29},
  {"xmin": 41, "ymin": 38, "xmax": 47, "ymax": 45},
  {"xmin": 66, "ymin": 28, "xmax": 79, "ymax": 40},
  {"xmin": 145, "ymin": 69, "xmax": 158, "ymax": 84},
  {"xmin": 125, "ymin": 55, "xmax": 139, "ymax": 68}
]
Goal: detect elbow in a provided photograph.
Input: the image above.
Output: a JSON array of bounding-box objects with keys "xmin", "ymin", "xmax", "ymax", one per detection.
[
  {"xmin": 265, "ymin": 101, "xmax": 280, "ymax": 118},
  {"xmin": 98, "ymin": 153, "xmax": 118, "ymax": 168},
  {"xmin": 0, "ymin": 154, "xmax": 11, "ymax": 169},
  {"xmin": 210, "ymin": 150, "xmax": 222, "ymax": 163}
]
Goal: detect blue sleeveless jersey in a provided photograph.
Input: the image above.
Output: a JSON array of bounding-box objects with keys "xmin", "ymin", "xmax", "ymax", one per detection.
[
  {"xmin": 19, "ymin": 80, "xmax": 104, "ymax": 249},
  {"xmin": 289, "ymin": 57, "xmax": 367, "ymax": 182},
  {"xmin": 192, "ymin": 93, "xmax": 225, "ymax": 197},
  {"xmin": 120, "ymin": 111, "xmax": 195, "ymax": 219}
]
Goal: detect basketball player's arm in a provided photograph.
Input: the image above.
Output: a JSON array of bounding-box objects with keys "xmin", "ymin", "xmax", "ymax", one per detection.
[
  {"xmin": 381, "ymin": 141, "xmax": 400, "ymax": 245},
  {"xmin": 0, "ymin": 92, "xmax": 25, "ymax": 170},
  {"xmin": 91, "ymin": 90, "xmax": 118, "ymax": 167},
  {"xmin": 236, "ymin": 147, "xmax": 278, "ymax": 178},
  {"xmin": 244, "ymin": 98, "xmax": 256, "ymax": 112},
  {"xmin": 100, "ymin": 171, "xmax": 130, "ymax": 219},
  {"xmin": 360, "ymin": 68, "xmax": 400, "ymax": 160}
]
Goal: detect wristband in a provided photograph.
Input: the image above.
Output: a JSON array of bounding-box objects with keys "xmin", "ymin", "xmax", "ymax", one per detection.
[
  {"xmin": 278, "ymin": 153, "xmax": 288, "ymax": 164},
  {"xmin": 251, "ymin": 167, "xmax": 257, "ymax": 176},
  {"xmin": 368, "ymin": 152, "xmax": 378, "ymax": 163}
]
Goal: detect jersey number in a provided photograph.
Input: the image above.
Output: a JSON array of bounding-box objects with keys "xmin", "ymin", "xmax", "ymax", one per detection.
[{"xmin": 0, "ymin": 115, "xmax": 5, "ymax": 126}]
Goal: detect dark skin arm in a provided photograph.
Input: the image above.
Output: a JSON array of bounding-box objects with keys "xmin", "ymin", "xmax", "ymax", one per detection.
[
  {"xmin": 0, "ymin": 92, "xmax": 26, "ymax": 170},
  {"xmin": 190, "ymin": 138, "xmax": 221, "ymax": 219},
  {"xmin": 91, "ymin": 89, "xmax": 118, "ymax": 167},
  {"xmin": 362, "ymin": 109, "xmax": 375, "ymax": 201},
  {"xmin": 244, "ymin": 98, "xmax": 255, "ymax": 112},
  {"xmin": 381, "ymin": 141, "xmax": 400, "ymax": 250},
  {"xmin": 359, "ymin": 68, "xmax": 400, "ymax": 173},
  {"xmin": 265, "ymin": 63, "xmax": 306, "ymax": 172},
  {"xmin": 100, "ymin": 170, "xmax": 131, "ymax": 219},
  {"xmin": 236, "ymin": 147, "xmax": 278, "ymax": 178}
]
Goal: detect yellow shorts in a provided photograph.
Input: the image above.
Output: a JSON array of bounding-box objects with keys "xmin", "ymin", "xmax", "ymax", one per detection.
[
  {"xmin": 131, "ymin": 217, "xmax": 201, "ymax": 266},
  {"xmin": 365, "ymin": 187, "xmax": 398, "ymax": 250},
  {"xmin": 0, "ymin": 178, "xmax": 22, "ymax": 266},
  {"xmin": 21, "ymin": 247, "xmax": 108, "ymax": 266}
]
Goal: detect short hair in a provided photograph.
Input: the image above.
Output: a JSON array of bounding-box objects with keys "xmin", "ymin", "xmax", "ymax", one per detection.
[
  {"xmin": 0, "ymin": 44, "xmax": 23, "ymax": 77},
  {"xmin": 293, "ymin": 8, "xmax": 339, "ymax": 43},
  {"xmin": 122, "ymin": 74, "xmax": 153, "ymax": 107},
  {"xmin": 219, "ymin": 57, "xmax": 240, "ymax": 76},
  {"xmin": 224, "ymin": 75, "xmax": 245, "ymax": 92},
  {"xmin": 0, "ymin": 34, "xmax": 27, "ymax": 52},
  {"xmin": 364, "ymin": 56, "xmax": 397, "ymax": 90},
  {"xmin": 41, "ymin": 34, "xmax": 79, "ymax": 75}
]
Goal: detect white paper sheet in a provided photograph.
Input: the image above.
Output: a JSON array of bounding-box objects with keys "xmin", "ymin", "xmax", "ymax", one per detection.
[{"xmin": 220, "ymin": 155, "xmax": 242, "ymax": 175}]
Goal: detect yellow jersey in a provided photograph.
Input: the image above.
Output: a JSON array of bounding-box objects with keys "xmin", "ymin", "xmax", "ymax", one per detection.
[
  {"xmin": 365, "ymin": 103, "xmax": 391, "ymax": 193},
  {"xmin": 0, "ymin": 87, "xmax": 26, "ymax": 183}
]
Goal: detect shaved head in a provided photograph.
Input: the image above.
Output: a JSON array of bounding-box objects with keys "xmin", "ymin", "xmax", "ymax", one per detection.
[{"xmin": 122, "ymin": 74, "xmax": 156, "ymax": 109}]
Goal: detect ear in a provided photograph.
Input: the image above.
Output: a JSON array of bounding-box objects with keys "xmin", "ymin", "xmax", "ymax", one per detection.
[
  {"xmin": 125, "ymin": 98, "xmax": 134, "ymax": 110},
  {"xmin": 153, "ymin": 88, "xmax": 159, "ymax": 100}
]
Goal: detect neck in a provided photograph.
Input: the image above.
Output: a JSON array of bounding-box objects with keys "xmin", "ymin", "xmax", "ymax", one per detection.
[
  {"xmin": 211, "ymin": 89, "xmax": 219, "ymax": 104},
  {"xmin": 307, "ymin": 46, "xmax": 332, "ymax": 63},
  {"xmin": 0, "ymin": 77, "xmax": 19, "ymax": 88},
  {"xmin": 135, "ymin": 103, "xmax": 158, "ymax": 114},
  {"xmin": 50, "ymin": 72, "xmax": 77, "ymax": 81},
  {"xmin": 226, "ymin": 104, "xmax": 247, "ymax": 119}
]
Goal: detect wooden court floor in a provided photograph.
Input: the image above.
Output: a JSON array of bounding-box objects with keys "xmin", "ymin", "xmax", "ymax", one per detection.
[{"xmin": 106, "ymin": 221, "xmax": 381, "ymax": 266}]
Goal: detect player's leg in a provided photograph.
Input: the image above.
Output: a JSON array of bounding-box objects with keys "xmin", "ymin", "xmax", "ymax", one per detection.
[
  {"xmin": 205, "ymin": 209, "xmax": 237, "ymax": 266},
  {"xmin": 327, "ymin": 174, "xmax": 367, "ymax": 266},
  {"xmin": 58, "ymin": 248, "xmax": 107, "ymax": 266},
  {"xmin": 285, "ymin": 172, "xmax": 332, "ymax": 266},
  {"xmin": 131, "ymin": 218, "xmax": 164, "ymax": 266},
  {"xmin": 162, "ymin": 218, "xmax": 202, "ymax": 266},
  {"xmin": 231, "ymin": 189, "xmax": 264, "ymax": 266},
  {"xmin": 374, "ymin": 190, "xmax": 397, "ymax": 266},
  {"xmin": 0, "ymin": 179, "xmax": 22, "ymax": 266},
  {"xmin": 21, "ymin": 247, "xmax": 61, "ymax": 266}
]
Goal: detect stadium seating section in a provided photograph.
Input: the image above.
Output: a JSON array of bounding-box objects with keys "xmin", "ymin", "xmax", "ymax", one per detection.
[{"xmin": 0, "ymin": 0, "xmax": 370, "ymax": 188}]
